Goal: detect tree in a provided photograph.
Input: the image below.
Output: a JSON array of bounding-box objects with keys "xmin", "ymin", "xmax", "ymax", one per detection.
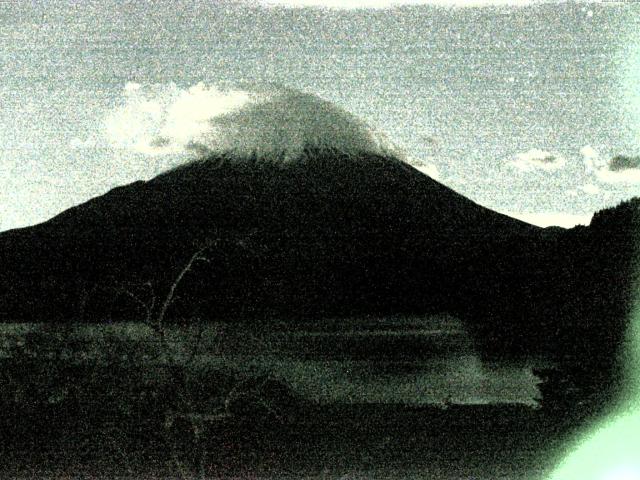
[{"xmin": 116, "ymin": 235, "xmax": 284, "ymax": 479}]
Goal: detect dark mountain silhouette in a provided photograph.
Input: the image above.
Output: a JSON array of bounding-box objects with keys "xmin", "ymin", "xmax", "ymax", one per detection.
[{"xmin": 0, "ymin": 147, "xmax": 638, "ymax": 376}]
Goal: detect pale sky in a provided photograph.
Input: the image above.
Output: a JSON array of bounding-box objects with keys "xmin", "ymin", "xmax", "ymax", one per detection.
[
  {"xmin": 259, "ymin": 0, "xmax": 595, "ymax": 8},
  {"xmin": 1, "ymin": 0, "xmax": 639, "ymax": 231}
]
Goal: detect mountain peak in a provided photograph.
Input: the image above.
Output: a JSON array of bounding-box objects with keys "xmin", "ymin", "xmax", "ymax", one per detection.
[{"xmin": 109, "ymin": 84, "xmax": 400, "ymax": 165}]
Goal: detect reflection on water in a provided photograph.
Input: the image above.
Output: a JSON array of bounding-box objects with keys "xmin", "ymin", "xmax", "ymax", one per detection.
[
  {"xmin": 254, "ymin": 355, "xmax": 543, "ymax": 406},
  {"xmin": 0, "ymin": 318, "xmax": 553, "ymax": 479},
  {"xmin": 0, "ymin": 315, "xmax": 544, "ymax": 407},
  {"xmin": 263, "ymin": 314, "xmax": 544, "ymax": 406}
]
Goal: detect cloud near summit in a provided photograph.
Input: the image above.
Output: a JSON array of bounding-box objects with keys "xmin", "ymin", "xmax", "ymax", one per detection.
[{"xmin": 106, "ymin": 83, "xmax": 400, "ymax": 165}]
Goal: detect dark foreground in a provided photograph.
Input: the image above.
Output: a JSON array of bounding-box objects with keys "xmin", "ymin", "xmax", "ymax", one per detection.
[
  {"xmin": 0, "ymin": 323, "xmax": 615, "ymax": 479},
  {"xmin": 0, "ymin": 372, "xmax": 608, "ymax": 480},
  {"xmin": 1, "ymin": 401, "xmax": 588, "ymax": 480}
]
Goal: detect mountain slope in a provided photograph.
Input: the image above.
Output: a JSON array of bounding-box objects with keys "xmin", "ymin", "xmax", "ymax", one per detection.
[{"xmin": 0, "ymin": 148, "xmax": 638, "ymax": 370}]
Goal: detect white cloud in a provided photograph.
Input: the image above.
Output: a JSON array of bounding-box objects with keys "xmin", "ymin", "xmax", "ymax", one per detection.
[
  {"xmin": 580, "ymin": 145, "xmax": 598, "ymax": 162},
  {"xmin": 581, "ymin": 145, "xmax": 607, "ymax": 173},
  {"xmin": 70, "ymin": 137, "xmax": 97, "ymax": 150},
  {"xmin": 505, "ymin": 211, "xmax": 593, "ymax": 228},
  {"xmin": 408, "ymin": 155, "xmax": 440, "ymax": 179},
  {"xmin": 415, "ymin": 163, "xmax": 440, "ymax": 179},
  {"xmin": 581, "ymin": 146, "xmax": 640, "ymax": 184},
  {"xmin": 124, "ymin": 81, "xmax": 142, "ymax": 93},
  {"xmin": 105, "ymin": 82, "xmax": 400, "ymax": 164},
  {"xmin": 164, "ymin": 84, "xmax": 252, "ymax": 143},
  {"xmin": 509, "ymin": 148, "xmax": 566, "ymax": 172},
  {"xmin": 595, "ymin": 169, "xmax": 640, "ymax": 184},
  {"xmin": 105, "ymin": 83, "xmax": 252, "ymax": 156},
  {"xmin": 578, "ymin": 183, "xmax": 601, "ymax": 195}
]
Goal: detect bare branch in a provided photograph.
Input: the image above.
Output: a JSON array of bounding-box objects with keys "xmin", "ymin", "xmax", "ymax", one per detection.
[
  {"xmin": 113, "ymin": 235, "xmax": 271, "ymax": 478},
  {"xmin": 156, "ymin": 241, "xmax": 215, "ymax": 328}
]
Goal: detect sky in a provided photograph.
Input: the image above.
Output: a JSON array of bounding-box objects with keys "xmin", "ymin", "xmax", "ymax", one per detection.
[{"xmin": 1, "ymin": 0, "xmax": 640, "ymax": 231}]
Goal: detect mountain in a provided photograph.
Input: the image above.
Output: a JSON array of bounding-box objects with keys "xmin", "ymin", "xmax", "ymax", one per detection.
[{"xmin": 0, "ymin": 147, "xmax": 638, "ymax": 373}]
